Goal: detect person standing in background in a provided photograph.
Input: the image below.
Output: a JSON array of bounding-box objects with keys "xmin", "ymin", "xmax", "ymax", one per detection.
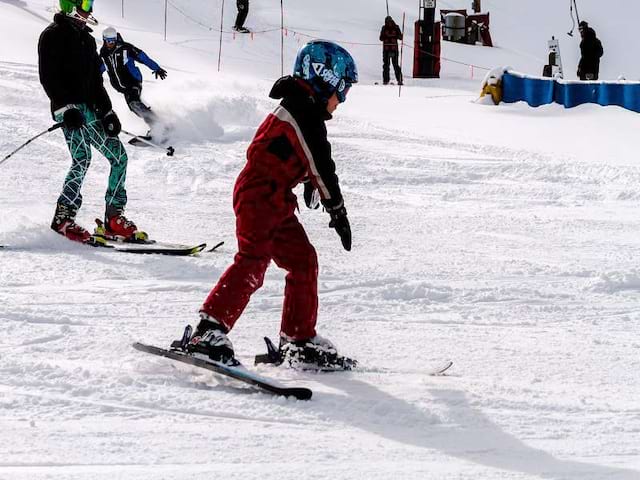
[
  {"xmin": 379, "ymin": 15, "xmax": 403, "ymax": 85},
  {"xmin": 577, "ymin": 21, "xmax": 603, "ymax": 80},
  {"xmin": 234, "ymin": 0, "xmax": 250, "ymax": 33}
]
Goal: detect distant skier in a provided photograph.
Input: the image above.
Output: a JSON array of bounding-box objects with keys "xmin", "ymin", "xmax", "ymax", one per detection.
[
  {"xmin": 577, "ymin": 21, "xmax": 603, "ymax": 81},
  {"xmin": 38, "ymin": 0, "xmax": 145, "ymax": 243},
  {"xmin": 379, "ymin": 15, "xmax": 403, "ymax": 85},
  {"xmin": 99, "ymin": 26, "xmax": 167, "ymax": 134},
  {"xmin": 177, "ymin": 40, "xmax": 358, "ymax": 370},
  {"xmin": 233, "ymin": 0, "xmax": 250, "ymax": 33}
]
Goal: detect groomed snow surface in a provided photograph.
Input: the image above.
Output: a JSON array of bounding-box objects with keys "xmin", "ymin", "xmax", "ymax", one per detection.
[{"xmin": 1, "ymin": 1, "xmax": 640, "ymax": 479}]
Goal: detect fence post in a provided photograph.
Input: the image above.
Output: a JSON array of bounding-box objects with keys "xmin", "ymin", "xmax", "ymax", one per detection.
[
  {"xmin": 280, "ymin": 0, "xmax": 284, "ymax": 77},
  {"xmin": 164, "ymin": 0, "xmax": 168, "ymax": 41},
  {"xmin": 217, "ymin": 0, "xmax": 225, "ymax": 71}
]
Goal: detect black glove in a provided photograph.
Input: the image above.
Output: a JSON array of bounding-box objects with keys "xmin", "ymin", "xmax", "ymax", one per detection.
[
  {"xmin": 328, "ymin": 206, "xmax": 351, "ymax": 251},
  {"xmin": 154, "ymin": 68, "xmax": 167, "ymax": 80},
  {"xmin": 101, "ymin": 110, "xmax": 121, "ymax": 137},
  {"xmin": 62, "ymin": 107, "xmax": 85, "ymax": 130},
  {"xmin": 303, "ymin": 181, "xmax": 320, "ymax": 209}
]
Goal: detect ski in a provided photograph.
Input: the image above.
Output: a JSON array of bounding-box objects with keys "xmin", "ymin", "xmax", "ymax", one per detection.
[
  {"xmin": 0, "ymin": 240, "xmax": 206, "ymax": 256},
  {"xmin": 133, "ymin": 341, "xmax": 313, "ymax": 400},
  {"xmin": 426, "ymin": 360, "xmax": 453, "ymax": 376},
  {"xmin": 126, "ymin": 133, "xmax": 175, "ymax": 156},
  {"xmin": 97, "ymin": 240, "xmax": 207, "ymax": 256},
  {"xmin": 91, "ymin": 219, "xmax": 210, "ymax": 255}
]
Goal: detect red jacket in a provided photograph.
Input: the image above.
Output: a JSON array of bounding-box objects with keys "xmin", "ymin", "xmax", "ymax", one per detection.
[{"xmin": 234, "ymin": 76, "xmax": 344, "ymax": 215}]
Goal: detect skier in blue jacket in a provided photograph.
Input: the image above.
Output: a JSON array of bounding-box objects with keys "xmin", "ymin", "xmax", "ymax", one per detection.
[{"xmin": 99, "ymin": 26, "xmax": 167, "ymax": 134}]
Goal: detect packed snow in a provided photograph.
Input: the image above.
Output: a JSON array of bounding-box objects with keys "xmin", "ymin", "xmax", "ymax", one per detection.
[{"xmin": 1, "ymin": 0, "xmax": 639, "ymax": 479}]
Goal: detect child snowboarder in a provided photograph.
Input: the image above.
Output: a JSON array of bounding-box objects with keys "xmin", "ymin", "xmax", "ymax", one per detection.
[
  {"xmin": 180, "ymin": 40, "xmax": 358, "ymax": 370},
  {"xmin": 38, "ymin": 0, "xmax": 144, "ymax": 243},
  {"xmin": 100, "ymin": 26, "xmax": 167, "ymax": 135}
]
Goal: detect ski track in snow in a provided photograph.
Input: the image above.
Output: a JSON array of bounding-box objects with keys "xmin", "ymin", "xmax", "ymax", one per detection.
[{"xmin": 2, "ymin": 1, "xmax": 640, "ymax": 479}]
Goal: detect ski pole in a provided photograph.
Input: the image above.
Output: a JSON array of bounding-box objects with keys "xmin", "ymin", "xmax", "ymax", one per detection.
[
  {"xmin": 0, "ymin": 122, "xmax": 63, "ymax": 167},
  {"xmin": 120, "ymin": 129, "xmax": 175, "ymax": 156}
]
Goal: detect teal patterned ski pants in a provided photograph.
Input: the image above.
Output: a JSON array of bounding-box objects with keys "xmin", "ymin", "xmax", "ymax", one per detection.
[{"xmin": 55, "ymin": 104, "xmax": 128, "ymax": 213}]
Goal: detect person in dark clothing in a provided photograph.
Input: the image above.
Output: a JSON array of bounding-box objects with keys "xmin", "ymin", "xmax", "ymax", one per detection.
[
  {"xmin": 577, "ymin": 21, "xmax": 603, "ymax": 80},
  {"xmin": 233, "ymin": 0, "xmax": 250, "ymax": 33},
  {"xmin": 38, "ymin": 0, "xmax": 144, "ymax": 244},
  {"xmin": 379, "ymin": 15, "xmax": 403, "ymax": 85},
  {"xmin": 172, "ymin": 41, "xmax": 358, "ymax": 371},
  {"xmin": 100, "ymin": 26, "xmax": 167, "ymax": 133}
]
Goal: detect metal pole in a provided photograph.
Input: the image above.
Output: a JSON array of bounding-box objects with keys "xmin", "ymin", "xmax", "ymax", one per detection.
[
  {"xmin": 386, "ymin": 0, "xmax": 389, "ymax": 16},
  {"xmin": 121, "ymin": 0, "xmax": 124, "ymax": 18},
  {"xmin": 164, "ymin": 0, "xmax": 168, "ymax": 41},
  {"xmin": 217, "ymin": 0, "xmax": 225, "ymax": 71},
  {"xmin": 280, "ymin": 0, "xmax": 284, "ymax": 77},
  {"xmin": 1, "ymin": 123, "xmax": 63, "ymax": 167},
  {"xmin": 573, "ymin": 0, "xmax": 581, "ymax": 24}
]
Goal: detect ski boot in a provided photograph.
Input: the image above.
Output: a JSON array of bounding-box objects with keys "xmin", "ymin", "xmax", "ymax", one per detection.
[
  {"xmin": 256, "ymin": 335, "xmax": 357, "ymax": 371},
  {"xmin": 51, "ymin": 203, "xmax": 104, "ymax": 245},
  {"xmin": 99, "ymin": 208, "xmax": 148, "ymax": 242},
  {"xmin": 233, "ymin": 26, "xmax": 251, "ymax": 33},
  {"xmin": 185, "ymin": 313, "xmax": 239, "ymax": 366}
]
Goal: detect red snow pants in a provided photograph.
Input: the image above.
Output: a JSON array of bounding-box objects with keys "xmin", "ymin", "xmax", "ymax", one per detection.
[{"xmin": 201, "ymin": 178, "xmax": 318, "ymax": 341}]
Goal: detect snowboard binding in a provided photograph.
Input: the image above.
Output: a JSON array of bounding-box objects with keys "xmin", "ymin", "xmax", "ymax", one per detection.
[{"xmin": 254, "ymin": 336, "xmax": 358, "ymax": 372}]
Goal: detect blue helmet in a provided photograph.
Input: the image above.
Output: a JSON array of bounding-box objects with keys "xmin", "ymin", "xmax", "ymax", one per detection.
[{"xmin": 293, "ymin": 40, "xmax": 358, "ymax": 104}]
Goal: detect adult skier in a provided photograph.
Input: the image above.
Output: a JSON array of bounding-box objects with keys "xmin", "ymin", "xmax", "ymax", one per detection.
[
  {"xmin": 100, "ymin": 26, "xmax": 167, "ymax": 134},
  {"xmin": 38, "ymin": 0, "xmax": 144, "ymax": 243},
  {"xmin": 577, "ymin": 21, "xmax": 603, "ymax": 80},
  {"xmin": 233, "ymin": 0, "xmax": 250, "ymax": 33},
  {"xmin": 379, "ymin": 15, "xmax": 403, "ymax": 85},
  {"xmin": 181, "ymin": 40, "xmax": 358, "ymax": 370}
]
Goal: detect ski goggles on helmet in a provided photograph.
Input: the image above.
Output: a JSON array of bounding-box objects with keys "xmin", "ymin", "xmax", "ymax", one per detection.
[
  {"xmin": 336, "ymin": 80, "xmax": 352, "ymax": 103},
  {"xmin": 79, "ymin": 0, "xmax": 94, "ymax": 12}
]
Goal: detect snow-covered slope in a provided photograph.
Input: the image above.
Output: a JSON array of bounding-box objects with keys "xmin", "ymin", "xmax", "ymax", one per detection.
[{"xmin": 1, "ymin": 1, "xmax": 640, "ymax": 479}]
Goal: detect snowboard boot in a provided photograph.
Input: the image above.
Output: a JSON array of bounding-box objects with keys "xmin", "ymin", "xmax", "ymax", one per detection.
[
  {"xmin": 103, "ymin": 208, "xmax": 148, "ymax": 241},
  {"xmin": 50, "ymin": 203, "xmax": 93, "ymax": 243},
  {"xmin": 187, "ymin": 313, "xmax": 238, "ymax": 366},
  {"xmin": 278, "ymin": 334, "xmax": 358, "ymax": 371}
]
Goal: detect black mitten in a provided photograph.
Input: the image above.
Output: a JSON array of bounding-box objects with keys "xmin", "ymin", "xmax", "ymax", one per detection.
[
  {"xmin": 62, "ymin": 108, "xmax": 85, "ymax": 130},
  {"xmin": 102, "ymin": 110, "xmax": 121, "ymax": 137},
  {"xmin": 328, "ymin": 206, "xmax": 351, "ymax": 251}
]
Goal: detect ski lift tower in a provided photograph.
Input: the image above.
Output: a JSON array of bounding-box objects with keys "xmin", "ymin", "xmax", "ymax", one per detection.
[{"xmin": 413, "ymin": 0, "xmax": 441, "ymax": 78}]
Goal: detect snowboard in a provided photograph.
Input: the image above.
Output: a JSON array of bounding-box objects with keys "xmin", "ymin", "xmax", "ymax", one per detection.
[{"xmin": 133, "ymin": 341, "xmax": 313, "ymax": 400}]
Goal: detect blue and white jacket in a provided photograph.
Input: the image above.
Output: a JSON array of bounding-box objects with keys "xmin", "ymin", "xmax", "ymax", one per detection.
[{"xmin": 100, "ymin": 36, "xmax": 161, "ymax": 93}]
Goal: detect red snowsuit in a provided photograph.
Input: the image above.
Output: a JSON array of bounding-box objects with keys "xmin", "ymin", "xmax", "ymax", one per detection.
[{"xmin": 202, "ymin": 77, "xmax": 345, "ymax": 341}]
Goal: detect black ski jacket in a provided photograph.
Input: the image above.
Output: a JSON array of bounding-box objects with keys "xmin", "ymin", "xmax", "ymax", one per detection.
[
  {"xmin": 578, "ymin": 27, "xmax": 603, "ymax": 77},
  {"xmin": 380, "ymin": 21, "xmax": 403, "ymax": 52},
  {"xmin": 38, "ymin": 13, "xmax": 112, "ymax": 117},
  {"xmin": 99, "ymin": 37, "xmax": 161, "ymax": 93}
]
